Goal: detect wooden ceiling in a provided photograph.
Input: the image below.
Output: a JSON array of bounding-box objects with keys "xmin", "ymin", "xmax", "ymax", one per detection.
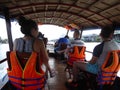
[{"xmin": 0, "ymin": 0, "xmax": 120, "ymax": 29}]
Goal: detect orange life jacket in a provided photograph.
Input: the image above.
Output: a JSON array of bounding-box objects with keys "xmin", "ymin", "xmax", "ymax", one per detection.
[
  {"xmin": 68, "ymin": 46, "xmax": 86, "ymax": 66},
  {"xmin": 7, "ymin": 51, "xmax": 45, "ymax": 90},
  {"xmin": 98, "ymin": 50, "xmax": 120, "ymax": 85}
]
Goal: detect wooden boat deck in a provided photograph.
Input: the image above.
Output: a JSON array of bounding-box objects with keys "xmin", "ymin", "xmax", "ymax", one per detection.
[{"xmin": 45, "ymin": 57, "xmax": 68, "ymax": 90}]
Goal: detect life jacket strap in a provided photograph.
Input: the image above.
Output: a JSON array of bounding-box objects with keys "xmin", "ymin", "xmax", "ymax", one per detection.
[
  {"xmin": 10, "ymin": 81, "xmax": 45, "ymax": 87},
  {"xmin": 9, "ymin": 75, "xmax": 45, "ymax": 81}
]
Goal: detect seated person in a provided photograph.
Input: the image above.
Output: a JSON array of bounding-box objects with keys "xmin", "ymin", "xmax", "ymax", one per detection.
[
  {"xmin": 66, "ymin": 25, "xmax": 120, "ymax": 88},
  {"xmin": 43, "ymin": 37, "xmax": 48, "ymax": 48},
  {"xmin": 64, "ymin": 30, "xmax": 85, "ymax": 78},
  {"xmin": 7, "ymin": 16, "xmax": 55, "ymax": 90},
  {"xmin": 43, "ymin": 37, "xmax": 49, "ymax": 54},
  {"xmin": 54, "ymin": 35, "xmax": 70, "ymax": 60},
  {"xmin": 65, "ymin": 30, "xmax": 85, "ymax": 63}
]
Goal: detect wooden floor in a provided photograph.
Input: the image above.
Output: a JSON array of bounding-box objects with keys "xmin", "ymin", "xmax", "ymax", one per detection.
[{"xmin": 45, "ymin": 57, "xmax": 69, "ymax": 90}]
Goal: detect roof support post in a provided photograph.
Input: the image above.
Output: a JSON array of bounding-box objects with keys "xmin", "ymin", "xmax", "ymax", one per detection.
[
  {"xmin": 2, "ymin": 7, "xmax": 13, "ymax": 51},
  {"xmin": 80, "ymin": 29, "xmax": 83, "ymax": 39},
  {"xmin": 66, "ymin": 29, "xmax": 69, "ymax": 36}
]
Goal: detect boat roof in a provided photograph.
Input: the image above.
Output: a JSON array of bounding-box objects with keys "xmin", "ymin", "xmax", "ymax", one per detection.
[{"xmin": 0, "ymin": 0, "xmax": 120, "ymax": 30}]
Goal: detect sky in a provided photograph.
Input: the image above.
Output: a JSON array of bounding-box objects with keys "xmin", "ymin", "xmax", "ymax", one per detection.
[
  {"xmin": 0, "ymin": 18, "xmax": 101, "ymax": 41},
  {"xmin": 0, "ymin": 18, "xmax": 70, "ymax": 40}
]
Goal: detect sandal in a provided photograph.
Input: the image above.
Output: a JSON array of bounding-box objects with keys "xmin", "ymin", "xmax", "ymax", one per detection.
[{"xmin": 50, "ymin": 69, "xmax": 56, "ymax": 77}]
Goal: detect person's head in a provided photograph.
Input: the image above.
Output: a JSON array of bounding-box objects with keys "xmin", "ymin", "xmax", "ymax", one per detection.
[
  {"xmin": 100, "ymin": 25, "xmax": 115, "ymax": 40},
  {"xmin": 18, "ymin": 16, "xmax": 38, "ymax": 37},
  {"xmin": 73, "ymin": 29, "xmax": 80, "ymax": 39}
]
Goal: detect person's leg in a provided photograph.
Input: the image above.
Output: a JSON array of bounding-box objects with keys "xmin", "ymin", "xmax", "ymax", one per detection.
[
  {"xmin": 54, "ymin": 47, "xmax": 60, "ymax": 59},
  {"xmin": 66, "ymin": 61, "xmax": 88, "ymax": 88},
  {"xmin": 60, "ymin": 52, "xmax": 65, "ymax": 60},
  {"xmin": 72, "ymin": 61, "xmax": 88, "ymax": 82},
  {"xmin": 66, "ymin": 61, "xmax": 98, "ymax": 88}
]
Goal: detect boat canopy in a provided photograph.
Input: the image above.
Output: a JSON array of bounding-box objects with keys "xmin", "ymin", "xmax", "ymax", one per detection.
[{"xmin": 0, "ymin": 0, "xmax": 120, "ymax": 30}]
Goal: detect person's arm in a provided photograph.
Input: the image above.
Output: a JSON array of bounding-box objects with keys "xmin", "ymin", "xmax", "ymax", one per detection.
[
  {"xmin": 89, "ymin": 56, "xmax": 98, "ymax": 64},
  {"xmin": 88, "ymin": 43, "xmax": 103, "ymax": 64},
  {"xmin": 34, "ymin": 39, "xmax": 49, "ymax": 63},
  {"xmin": 57, "ymin": 49, "xmax": 66, "ymax": 54},
  {"xmin": 33, "ymin": 39, "xmax": 53, "ymax": 75}
]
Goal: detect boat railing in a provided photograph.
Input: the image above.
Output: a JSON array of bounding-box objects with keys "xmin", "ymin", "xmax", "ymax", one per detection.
[
  {"xmin": 0, "ymin": 50, "xmax": 93, "ymax": 64},
  {"xmin": 0, "ymin": 58, "xmax": 7, "ymax": 64}
]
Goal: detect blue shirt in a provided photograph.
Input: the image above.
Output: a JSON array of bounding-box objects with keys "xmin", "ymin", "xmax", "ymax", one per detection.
[{"xmin": 57, "ymin": 37, "xmax": 70, "ymax": 46}]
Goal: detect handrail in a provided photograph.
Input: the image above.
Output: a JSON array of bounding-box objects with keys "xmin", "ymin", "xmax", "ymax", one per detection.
[
  {"xmin": 86, "ymin": 50, "xmax": 92, "ymax": 53},
  {"xmin": 0, "ymin": 51, "xmax": 92, "ymax": 64},
  {"xmin": 0, "ymin": 58, "xmax": 7, "ymax": 64}
]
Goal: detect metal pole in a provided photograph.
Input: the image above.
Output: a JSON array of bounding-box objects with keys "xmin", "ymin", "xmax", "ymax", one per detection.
[
  {"xmin": 2, "ymin": 7, "xmax": 13, "ymax": 51},
  {"xmin": 66, "ymin": 29, "xmax": 69, "ymax": 35},
  {"xmin": 80, "ymin": 29, "xmax": 83, "ymax": 39}
]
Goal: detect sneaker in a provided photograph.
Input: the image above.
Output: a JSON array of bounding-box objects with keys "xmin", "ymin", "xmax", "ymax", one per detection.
[{"xmin": 65, "ymin": 80, "xmax": 79, "ymax": 88}]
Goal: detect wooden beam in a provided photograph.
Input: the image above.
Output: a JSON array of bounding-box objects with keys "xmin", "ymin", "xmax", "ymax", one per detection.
[{"xmin": 9, "ymin": 2, "xmax": 112, "ymax": 23}]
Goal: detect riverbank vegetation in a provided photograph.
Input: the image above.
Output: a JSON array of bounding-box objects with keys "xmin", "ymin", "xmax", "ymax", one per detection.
[{"xmin": 0, "ymin": 37, "xmax": 8, "ymax": 44}]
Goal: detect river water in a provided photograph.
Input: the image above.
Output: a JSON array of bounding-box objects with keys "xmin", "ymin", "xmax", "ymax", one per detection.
[{"xmin": 0, "ymin": 44, "xmax": 9, "ymax": 89}]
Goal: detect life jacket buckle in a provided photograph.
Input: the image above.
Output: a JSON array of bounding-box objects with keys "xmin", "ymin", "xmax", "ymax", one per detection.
[
  {"xmin": 21, "ymin": 78, "xmax": 25, "ymax": 81},
  {"xmin": 21, "ymin": 84, "xmax": 25, "ymax": 87}
]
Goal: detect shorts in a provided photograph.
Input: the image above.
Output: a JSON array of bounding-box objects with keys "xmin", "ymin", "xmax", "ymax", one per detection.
[{"xmin": 86, "ymin": 63, "xmax": 98, "ymax": 74}]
